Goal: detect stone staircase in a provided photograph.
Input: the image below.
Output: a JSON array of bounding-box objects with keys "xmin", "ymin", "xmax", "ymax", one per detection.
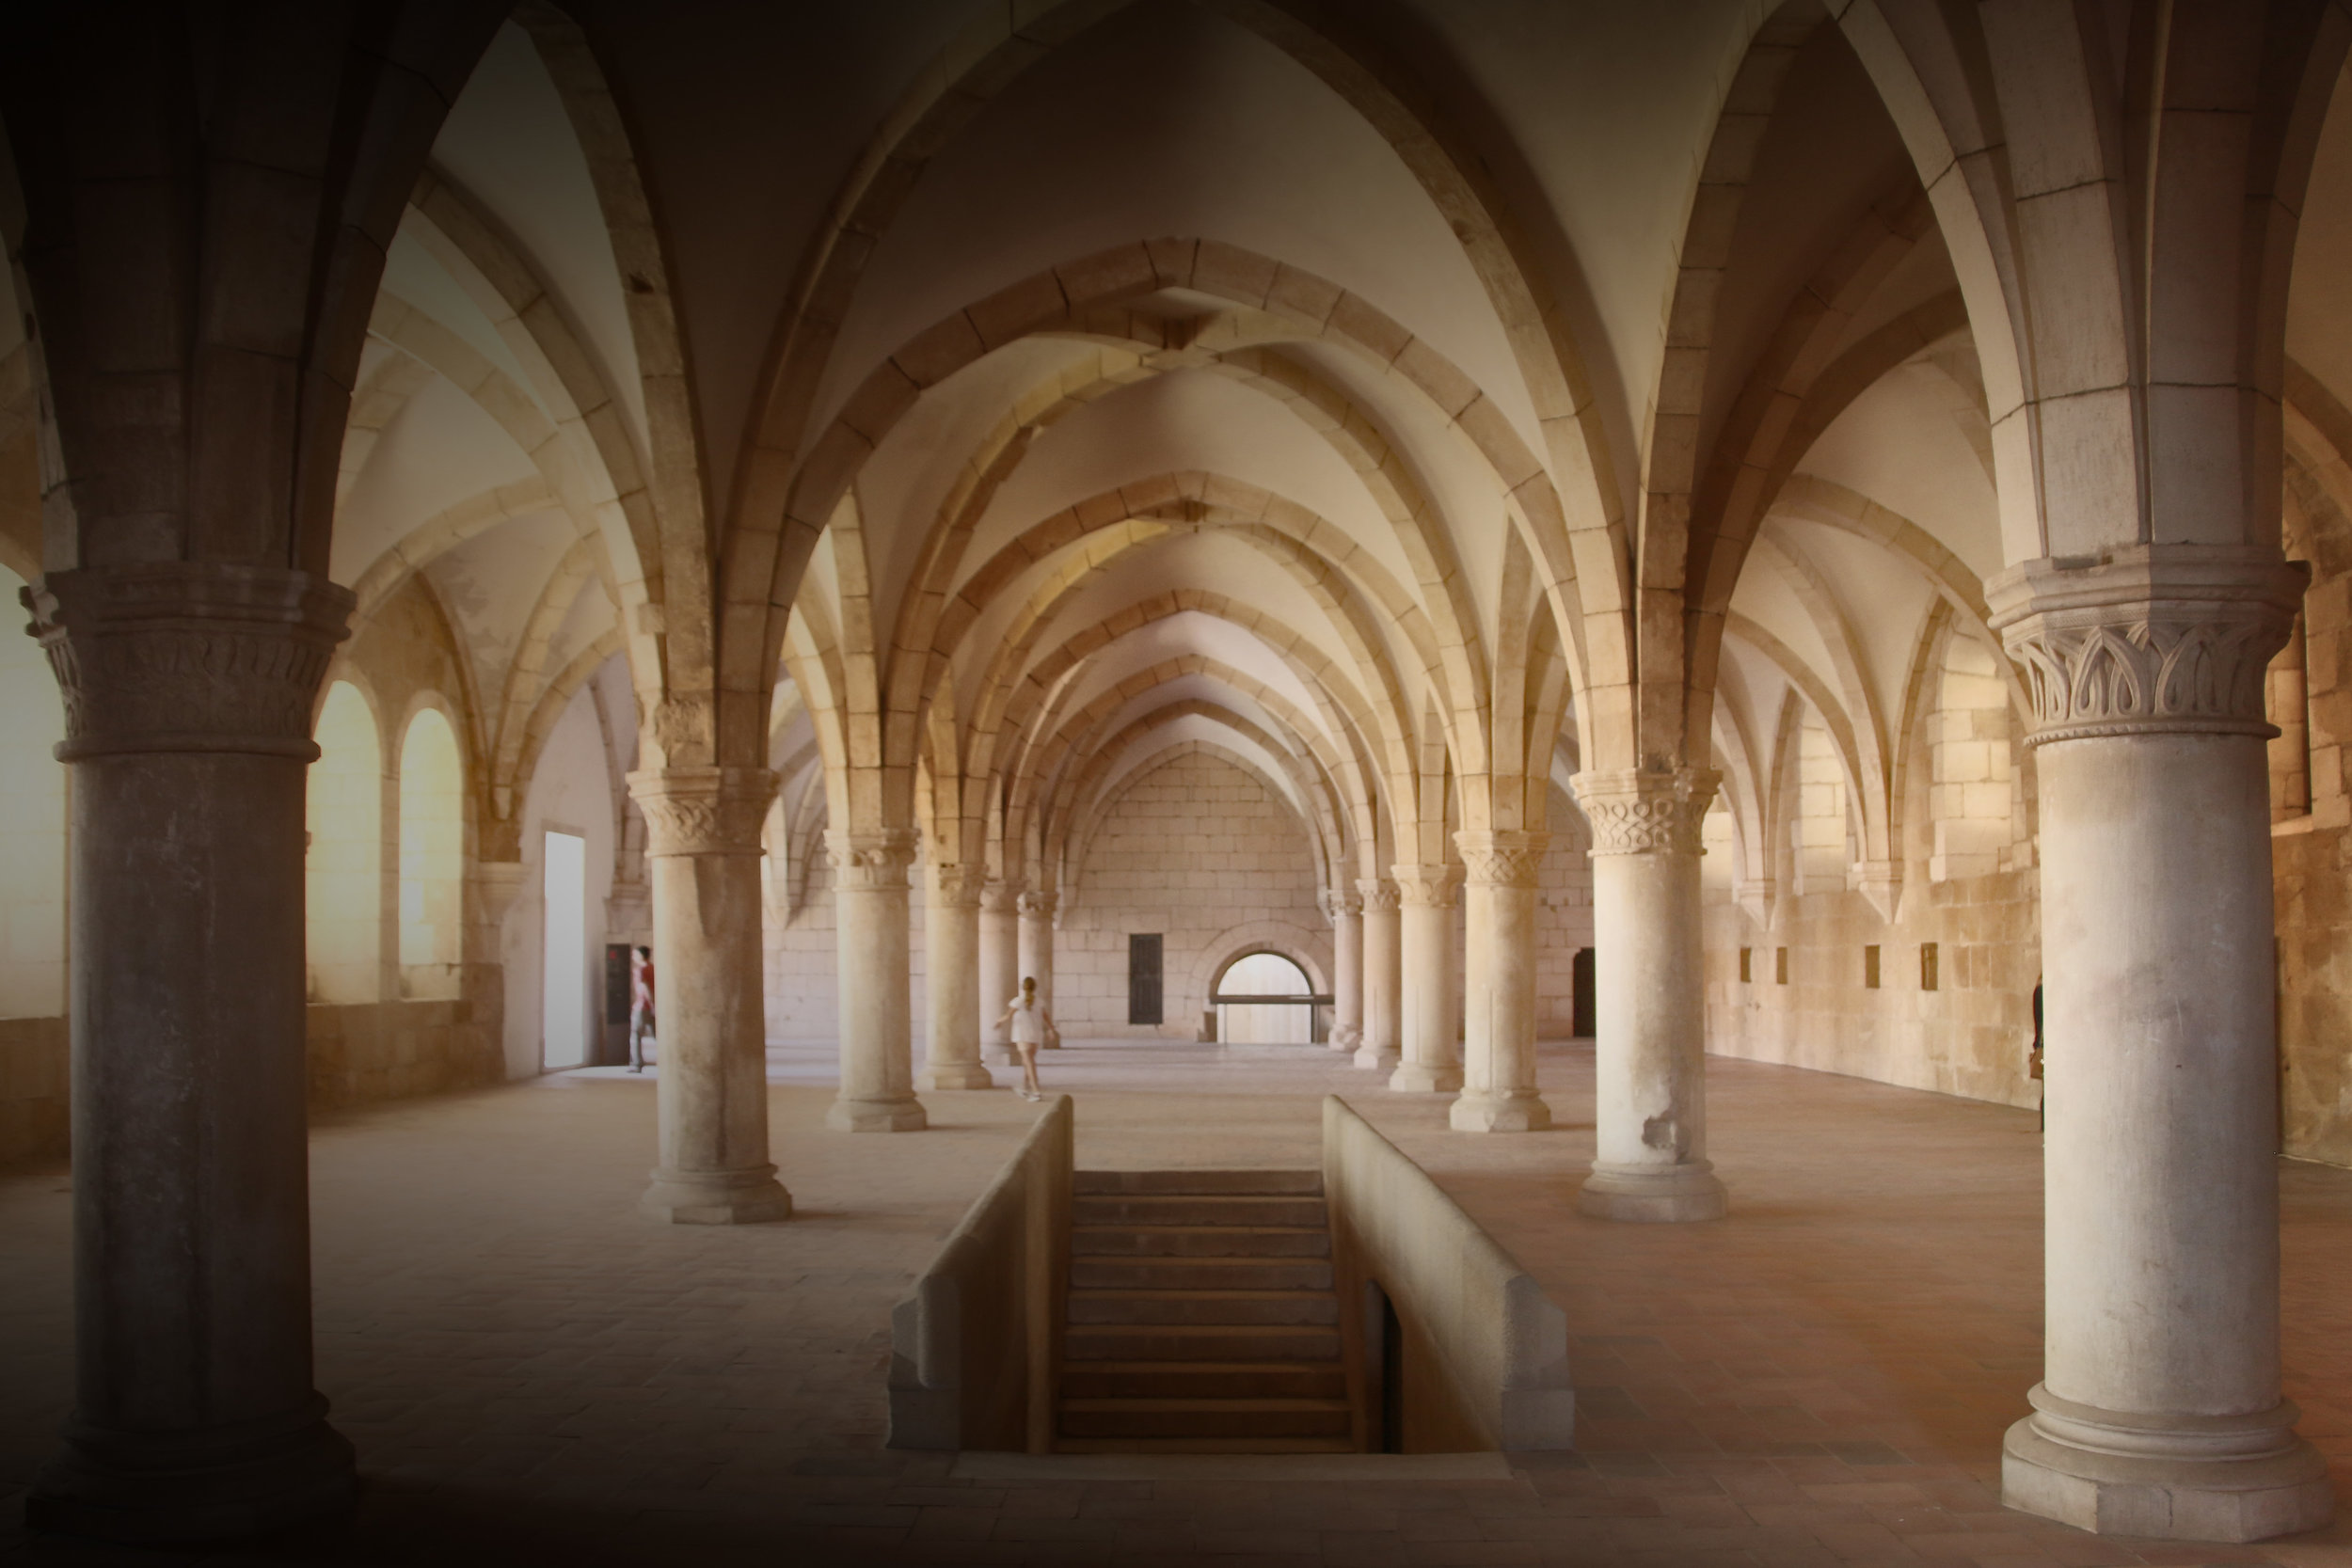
[{"xmin": 1058, "ymin": 1169, "xmax": 1356, "ymax": 1452}]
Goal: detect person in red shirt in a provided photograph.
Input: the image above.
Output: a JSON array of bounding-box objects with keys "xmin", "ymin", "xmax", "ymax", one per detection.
[{"xmin": 629, "ymin": 946, "xmax": 656, "ymax": 1073}]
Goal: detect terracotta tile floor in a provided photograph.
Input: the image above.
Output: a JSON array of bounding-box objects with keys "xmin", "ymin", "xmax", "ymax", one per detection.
[{"xmin": 3, "ymin": 1039, "xmax": 2351, "ymax": 1566}]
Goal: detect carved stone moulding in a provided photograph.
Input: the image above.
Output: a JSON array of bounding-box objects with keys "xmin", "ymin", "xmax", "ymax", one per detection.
[
  {"xmin": 828, "ymin": 829, "xmax": 917, "ymax": 892},
  {"xmin": 1391, "ymin": 863, "xmax": 1464, "ymax": 908},
  {"xmin": 1356, "ymin": 878, "xmax": 1401, "ymax": 912},
  {"xmin": 1455, "ymin": 830, "xmax": 1549, "ymax": 888},
  {"xmin": 1016, "ymin": 890, "xmax": 1058, "ymax": 920},
  {"xmin": 627, "ymin": 766, "xmax": 779, "ymax": 857},
  {"xmin": 1318, "ymin": 888, "xmax": 1363, "ymax": 922},
  {"xmin": 1572, "ymin": 768, "xmax": 1720, "ymax": 857},
  {"xmin": 929, "ymin": 862, "xmax": 986, "ymax": 907},
  {"xmin": 1987, "ymin": 546, "xmax": 2307, "ymax": 750},
  {"xmin": 979, "ymin": 880, "xmax": 1019, "ymax": 915},
  {"xmin": 27, "ymin": 563, "xmax": 354, "ymax": 761}
]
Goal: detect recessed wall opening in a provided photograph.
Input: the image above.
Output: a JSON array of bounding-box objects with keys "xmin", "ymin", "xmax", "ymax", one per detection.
[
  {"xmin": 397, "ymin": 708, "xmax": 464, "ymax": 1001},
  {"xmin": 1213, "ymin": 951, "xmax": 1313, "ymax": 1044},
  {"xmin": 542, "ymin": 831, "xmax": 588, "ymax": 1070}
]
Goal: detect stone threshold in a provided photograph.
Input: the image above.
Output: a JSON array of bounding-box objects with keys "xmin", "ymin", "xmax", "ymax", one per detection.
[{"xmin": 947, "ymin": 1450, "xmax": 1516, "ymax": 1482}]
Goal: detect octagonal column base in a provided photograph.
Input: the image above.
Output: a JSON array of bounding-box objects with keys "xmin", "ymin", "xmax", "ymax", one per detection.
[
  {"xmin": 1577, "ymin": 1161, "xmax": 1726, "ymax": 1223},
  {"xmin": 2002, "ymin": 1389, "xmax": 2331, "ymax": 1543},
  {"xmin": 918, "ymin": 1063, "xmax": 999, "ymax": 1091},
  {"xmin": 27, "ymin": 1400, "xmax": 355, "ymax": 1544},
  {"xmin": 1352, "ymin": 1041, "xmax": 1399, "ymax": 1072},
  {"xmin": 1449, "ymin": 1089, "xmax": 1550, "ymax": 1132},
  {"xmin": 1389, "ymin": 1060, "xmax": 1461, "ymax": 1093},
  {"xmin": 640, "ymin": 1164, "xmax": 793, "ymax": 1225},
  {"xmin": 827, "ymin": 1094, "xmax": 930, "ymax": 1132}
]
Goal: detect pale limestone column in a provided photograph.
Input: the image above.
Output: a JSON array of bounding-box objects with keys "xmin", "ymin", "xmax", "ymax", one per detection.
[
  {"xmin": 978, "ymin": 880, "xmax": 1018, "ymax": 1065},
  {"xmin": 628, "ymin": 767, "xmax": 792, "ymax": 1221},
  {"xmin": 1353, "ymin": 879, "xmax": 1401, "ymax": 1070},
  {"xmin": 24, "ymin": 565, "xmax": 358, "ymax": 1538},
  {"xmin": 1389, "ymin": 864, "xmax": 1463, "ymax": 1093},
  {"xmin": 827, "ymin": 831, "xmax": 927, "ymax": 1131},
  {"xmin": 1320, "ymin": 888, "xmax": 1363, "ymax": 1052},
  {"xmin": 1572, "ymin": 768, "xmax": 1725, "ymax": 1222},
  {"xmin": 1451, "ymin": 831, "xmax": 1551, "ymax": 1132},
  {"xmin": 919, "ymin": 863, "xmax": 993, "ymax": 1090},
  {"xmin": 1017, "ymin": 889, "xmax": 1058, "ymax": 1047},
  {"xmin": 1989, "ymin": 550, "xmax": 2328, "ymax": 1542}
]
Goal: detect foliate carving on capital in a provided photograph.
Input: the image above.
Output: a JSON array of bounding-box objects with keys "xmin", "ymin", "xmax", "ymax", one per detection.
[
  {"xmin": 27, "ymin": 564, "xmax": 353, "ymax": 760},
  {"xmin": 1356, "ymin": 879, "xmax": 1401, "ymax": 913},
  {"xmin": 1572, "ymin": 768, "xmax": 1719, "ymax": 857},
  {"xmin": 1318, "ymin": 888, "xmax": 1363, "ymax": 924},
  {"xmin": 627, "ymin": 767, "xmax": 778, "ymax": 857},
  {"xmin": 1456, "ymin": 831, "xmax": 1549, "ymax": 888},
  {"xmin": 930, "ymin": 863, "xmax": 986, "ymax": 907},
  {"xmin": 980, "ymin": 880, "xmax": 1019, "ymax": 915},
  {"xmin": 1016, "ymin": 890, "xmax": 1058, "ymax": 920},
  {"xmin": 1987, "ymin": 549, "xmax": 2306, "ymax": 750},
  {"xmin": 828, "ymin": 830, "xmax": 917, "ymax": 892},
  {"xmin": 1391, "ymin": 864, "xmax": 1464, "ymax": 908}
]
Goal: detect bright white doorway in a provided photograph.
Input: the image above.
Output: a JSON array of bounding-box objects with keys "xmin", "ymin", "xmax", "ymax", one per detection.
[
  {"xmin": 1215, "ymin": 951, "xmax": 1313, "ymax": 1044},
  {"xmin": 542, "ymin": 830, "xmax": 588, "ymax": 1069}
]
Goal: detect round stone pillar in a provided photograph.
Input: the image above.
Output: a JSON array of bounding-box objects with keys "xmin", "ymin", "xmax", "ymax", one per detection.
[
  {"xmin": 1353, "ymin": 879, "xmax": 1401, "ymax": 1070},
  {"xmin": 1451, "ymin": 832, "xmax": 1551, "ymax": 1132},
  {"xmin": 827, "ymin": 832, "xmax": 927, "ymax": 1131},
  {"xmin": 919, "ymin": 864, "xmax": 993, "ymax": 1090},
  {"xmin": 1016, "ymin": 890, "xmax": 1058, "ymax": 1047},
  {"xmin": 1389, "ymin": 864, "xmax": 1463, "ymax": 1093},
  {"xmin": 628, "ymin": 766, "xmax": 793, "ymax": 1221},
  {"xmin": 978, "ymin": 880, "xmax": 1019, "ymax": 1065},
  {"xmin": 1989, "ymin": 550, "xmax": 2328, "ymax": 1542},
  {"xmin": 1572, "ymin": 768, "xmax": 1725, "ymax": 1222},
  {"xmin": 1321, "ymin": 888, "xmax": 1363, "ymax": 1052},
  {"xmin": 24, "ymin": 564, "xmax": 358, "ymax": 1540}
]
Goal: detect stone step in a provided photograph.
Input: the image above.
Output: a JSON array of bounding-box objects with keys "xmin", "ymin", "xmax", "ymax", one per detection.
[
  {"xmin": 1071, "ymin": 1254, "xmax": 1333, "ymax": 1291},
  {"xmin": 1073, "ymin": 1194, "xmax": 1327, "ymax": 1228},
  {"xmin": 1064, "ymin": 1323, "xmax": 1343, "ymax": 1362},
  {"xmin": 1068, "ymin": 1288, "xmax": 1339, "ymax": 1327},
  {"xmin": 1072, "ymin": 1224, "xmax": 1329, "ymax": 1259},
  {"xmin": 1059, "ymin": 1397, "xmax": 1353, "ymax": 1440},
  {"xmin": 1052, "ymin": 1435, "xmax": 1358, "ymax": 1455},
  {"xmin": 1073, "ymin": 1169, "xmax": 1324, "ymax": 1196},
  {"xmin": 1060, "ymin": 1360, "xmax": 1349, "ymax": 1402}
]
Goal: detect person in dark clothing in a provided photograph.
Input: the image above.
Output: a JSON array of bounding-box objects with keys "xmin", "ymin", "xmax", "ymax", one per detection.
[{"xmin": 2029, "ymin": 978, "xmax": 2044, "ymax": 1132}]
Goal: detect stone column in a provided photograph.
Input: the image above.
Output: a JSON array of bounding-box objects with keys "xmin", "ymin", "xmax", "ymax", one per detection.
[
  {"xmin": 628, "ymin": 766, "xmax": 793, "ymax": 1222},
  {"xmin": 827, "ymin": 831, "xmax": 927, "ymax": 1131},
  {"xmin": 978, "ymin": 880, "xmax": 1018, "ymax": 1065},
  {"xmin": 24, "ymin": 564, "xmax": 358, "ymax": 1539},
  {"xmin": 1389, "ymin": 864, "xmax": 1463, "ymax": 1093},
  {"xmin": 1016, "ymin": 889, "xmax": 1058, "ymax": 1047},
  {"xmin": 1572, "ymin": 768, "xmax": 1725, "ymax": 1222},
  {"xmin": 1353, "ymin": 879, "xmax": 1401, "ymax": 1070},
  {"xmin": 1451, "ymin": 831, "xmax": 1551, "ymax": 1132},
  {"xmin": 1320, "ymin": 888, "xmax": 1362, "ymax": 1052},
  {"xmin": 919, "ymin": 863, "xmax": 993, "ymax": 1090},
  {"xmin": 1989, "ymin": 549, "xmax": 2328, "ymax": 1542}
]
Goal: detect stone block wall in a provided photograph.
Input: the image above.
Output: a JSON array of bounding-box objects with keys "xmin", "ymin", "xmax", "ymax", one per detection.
[
  {"xmin": 1534, "ymin": 789, "xmax": 1597, "ymax": 1037},
  {"xmin": 765, "ymin": 853, "xmax": 930, "ymax": 1042},
  {"xmin": 0, "ymin": 1016, "xmax": 66, "ymax": 1167},
  {"xmin": 306, "ymin": 999, "xmax": 504, "ymax": 1111}
]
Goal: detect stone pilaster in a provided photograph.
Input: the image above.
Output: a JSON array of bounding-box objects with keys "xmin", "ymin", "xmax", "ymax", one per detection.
[
  {"xmin": 1353, "ymin": 879, "xmax": 1402, "ymax": 1070},
  {"xmin": 1388, "ymin": 863, "xmax": 1463, "ymax": 1093},
  {"xmin": 977, "ymin": 880, "xmax": 1019, "ymax": 1064},
  {"xmin": 1572, "ymin": 767, "xmax": 1726, "ymax": 1222},
  {"xmin": 628, "ymin": 766, "xmax": 792, "ymax": 1221},
  {"xmin": 919, "ymin": 863, "xmax": 994, "ymax": 1091},
  {"xmin": 24, "ymin": 563, "xmax": 359, "ymax": 1539},
  {"xmin": 827, "ymin": 831, "xmax": 927, "ymax": 1131},
  {"xmin": 1016, "ymin": 889, "xmax": 1058, "ymax": 1047},
  {"xmin": 1451, "ymin": 831, "xmax": 1551, "ymax": 1132},
  {"xmin": 1319, "ymin": 888, "xmax": 1363, "ymax": 1052},
  {"xmin": 1989, "ymin": 547, "xmax": 2328, "ymax": 1541}
]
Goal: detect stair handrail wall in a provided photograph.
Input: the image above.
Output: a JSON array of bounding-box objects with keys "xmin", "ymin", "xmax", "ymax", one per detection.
[
  {"xmin": 887, "ymin": 1094, "xmax": 1073, "ymax": 1452},
  {"xmin": 1321, "ymin": 1095, "xmax": 1575, "ymax": 1450}
]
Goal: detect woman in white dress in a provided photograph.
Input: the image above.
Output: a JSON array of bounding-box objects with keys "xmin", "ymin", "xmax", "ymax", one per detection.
[{"xmin": 994, "ymin": 975, "xmax": 1054, "ymax": 1101}]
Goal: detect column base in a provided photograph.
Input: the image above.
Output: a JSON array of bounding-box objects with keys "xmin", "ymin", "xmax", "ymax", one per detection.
[
  {"xmin": 1353, "ymin": 1042, "xmax": 1399, "ymax": 1072},
  {"xmin": 918, "ymin": 1062, "xmax": 999, "ymax": 1090},
  {"xmin": 640, "ymin": 1164, "xmax": 794, "ymax": 1224},
  {"xmin": 827, "ymin": 1095, "xmax": 930, "ymax": 1132},
  {"xmin": 2002, "ymin": 1388, "xmax": 2332, "ymax": 1543},
  {"xmin": 1577, "ymin": 1161, "xmax": 1726, "ymax": 1222},
  {"xmin": 1326, "ymin": 1026, "xmax": 1359, "ymax": 1053},
  {"xmin": 1449, "ymin": 1090, "xmax": 1551, "ymax": 1132},
  {"xmin": 1390, "ymin": 1061, "xmax": 1462, "ymax": 1094},
  {"xmin": 27, "ymin": 1397, "xmax": 356, "ymax": 1544}
]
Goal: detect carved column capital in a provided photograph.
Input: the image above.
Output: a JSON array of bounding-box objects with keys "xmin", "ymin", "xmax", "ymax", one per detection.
[
  {"xmin": 929, "ymin": 862, "xmax": 986, "ymax": 908},
  {"xmin": 1016, "ymin": 890, "xmax": 1057, "ymax": 920},
  {"xmin": 1319, "ymin": 888, "xmax": 1363, "ymax": 923},
  {"xmin": 1391, "ymin": 863, "xmax": 1464, "ymax": 908},
  {"xmin": 1572, "ymin": 768, "xmax": 1719, "ymax": 856},
  {"xmin": 980, "ymin": 879, "xmax": 1019, "ymax": 916},
  {"xmin": 1987, "ymin": 546, "xmax": 2306, "ymax": 749},
  {"xmin": 1356, "ymin": 878, "xmax": 1401, "ymax": 913},
  {"xmin": 827, "ymin": 830, "xmax": 916, "ymax": 892},
  {"xmin": 1455, "ymin": 830, "xmax": 1550, "ymax": 888},
  {"xmin": 25, "ymin": 563, "xmax": 353, "ymax": 761},
  {"xmin": 627, "ymin": 767, "xmax": 778, "ymax": 857}
]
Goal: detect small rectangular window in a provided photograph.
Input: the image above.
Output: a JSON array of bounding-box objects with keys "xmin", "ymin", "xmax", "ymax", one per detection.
[
  {"xmin": 1920, "ymin": 942, "xmax": 1940, "ymax": 991},
  {"xmin": 1739, "ymin": 947, "xmax": 1752, "ymax": 984},
  {"xmin": 1864, "ymin": 945, "xmax": 1881, "ymax": 990},
  {"xmin": 1775, "ymin": 946, "xmax": 1789, "ymax": 986}
]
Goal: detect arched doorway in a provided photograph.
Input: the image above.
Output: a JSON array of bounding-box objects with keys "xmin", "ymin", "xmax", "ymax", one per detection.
[{"xmin": 1213, "ymin": 951, "xmax": 1313, "ymax": 1044}]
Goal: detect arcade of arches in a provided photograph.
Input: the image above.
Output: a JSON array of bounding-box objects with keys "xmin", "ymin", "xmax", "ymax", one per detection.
[{"xmin": 8, "ymin": 1, "xmax": 2352, "ymax": 1556}]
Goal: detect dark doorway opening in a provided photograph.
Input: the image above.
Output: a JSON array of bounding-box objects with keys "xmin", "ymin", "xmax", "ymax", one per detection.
[
  {"xmin": 1571, "ymin": 947, "xmax": 1597, "ymax": 1037},
  {"xmin": 1128, "ymin": 933, "xmax": 1163, "ymax": 1024}
]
